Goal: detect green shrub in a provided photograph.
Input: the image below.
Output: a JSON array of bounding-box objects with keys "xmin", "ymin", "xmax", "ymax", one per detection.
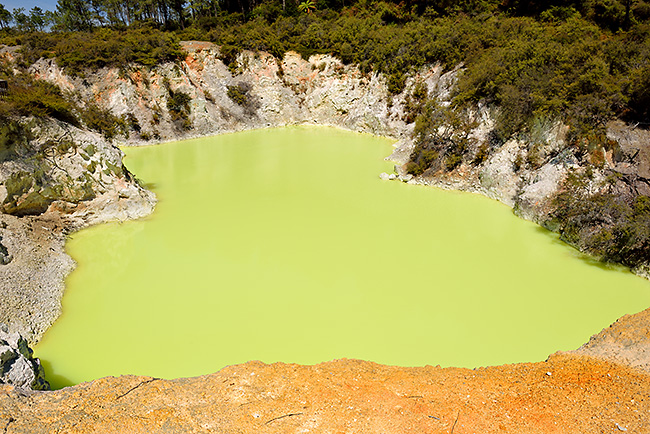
[
  {"xmin": 472, "ymin": 143, "xmax": 490, "ymax": 165},
  {"xmin": 406, "ymin": 147, "xmax": 438, "ymax": 176},
  {"xmin": 386, "ymin": 72, "xmax": 405, "ymax": 95},
  {"xmin": 21, "ymin": 28, "xmax": 185, "ymax": 77},
  {"xmin": 81, "ymin": 103, "xmax": 127, "ymax": 139},
  {"xmin": 5, "ymin": 75, "xmax": 78, "ymax": 125},
  {"xmin": 548, "ymin": 170, "xmax": 650, "ymax": 268},
  {"xmin": 403, "ymin": 80, "xmax": 428, "ymax": 123},
  {"xmin": 166, "ymin": 89, "xmax": 192, "ymax": 130},
  {"xmin": 226, "ymin": 82, "xmax": 260, "ymax": 116},
  {"xmin": 445, "ymin": 152, "xmax": 463, "ymax": 171},
  {"xmin": 0, "ymin": 117, "xmax": 30, "ymax": 162},
  {"xmin": 226, "ymin": 84, "xmax": 248, "ymax": 106}
]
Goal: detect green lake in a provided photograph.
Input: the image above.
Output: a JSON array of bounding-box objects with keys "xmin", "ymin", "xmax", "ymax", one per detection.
[{"xmin": 35, "ymin": 126, "xmax": 650, "ymax": 389}]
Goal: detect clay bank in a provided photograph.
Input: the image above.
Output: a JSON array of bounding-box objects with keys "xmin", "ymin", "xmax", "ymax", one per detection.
[{"xmin": 0, "ymin": 41, "xmax": 649, "ymax": 432}]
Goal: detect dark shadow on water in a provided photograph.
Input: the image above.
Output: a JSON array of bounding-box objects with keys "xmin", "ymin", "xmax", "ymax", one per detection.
[
  {"xmin": 39, "ymin": 359, "xmax": 75, "ymax": 390},
  {"xmin": 531, "ymin": 225, "xmax": 630, "ymax": 274},
  {"xmin": 137, "ymin": 181, "xmax": 157, "ymax": 191}
]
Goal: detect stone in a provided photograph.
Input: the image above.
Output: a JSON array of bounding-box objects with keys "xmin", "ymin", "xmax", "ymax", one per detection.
[
  {"xmin": 0, "ymin": 325, "xmax": 49, "ymax": 390},
  {"xmin": 0, "ymin": 236, "xmax": 11, "ymax": 265}
]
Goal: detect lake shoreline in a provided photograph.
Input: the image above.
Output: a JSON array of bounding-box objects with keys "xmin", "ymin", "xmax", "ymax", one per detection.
[
  {"xmin": 0, "ymin": 42, "xmax": 649, "ymax": 431},
  {"xmin": 3, "ymin": 310, "xmax": 650, "ymax": 432}
]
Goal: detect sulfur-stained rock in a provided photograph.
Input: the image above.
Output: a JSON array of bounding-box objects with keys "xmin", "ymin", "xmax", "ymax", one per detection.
[{"xmin": 1, "ymin": 353, "xmax": 649, "ymax": 433}]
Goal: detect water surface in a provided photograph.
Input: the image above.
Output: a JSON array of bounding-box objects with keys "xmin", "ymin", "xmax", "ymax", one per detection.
[{"xmin": 35, "ymin": 126, "xmax": 650, "ymax": 388}]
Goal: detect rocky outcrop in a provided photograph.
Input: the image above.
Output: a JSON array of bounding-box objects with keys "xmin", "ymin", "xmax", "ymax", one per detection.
[
  {"xmin": 389, "ymin": 108, "xmax": 579, "ymax": 225},
  {"xmin": 574, "ymin": 306, "xmax": 650, "ymax": 373},
  {"xmin": 0, "ymin": 325, "xmax": 48, "ymax": 390},
  {"xmin": 29, "ymin": 42, "xmax": 409, "ymax": 142},
  {"xmin": 0, "ymin": 236, "xmax": 11, "ymax": 265},
  {"xmin": 0, "ymin": 118, "xmax": 155, "ymax": 344}
]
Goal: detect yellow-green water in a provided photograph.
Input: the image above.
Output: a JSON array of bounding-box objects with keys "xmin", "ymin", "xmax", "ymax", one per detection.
[{"xmin": 35, "ymin": 126, "xmax": 650, "ymax": 389}]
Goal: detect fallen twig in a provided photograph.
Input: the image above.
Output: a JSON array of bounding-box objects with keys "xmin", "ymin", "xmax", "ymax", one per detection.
[
  {"xmin": 450, "ymin": 411, "xmax": 460, "ymax": 434},
  {"xmin": 265, "ymin": 413, "xmax": 303, "ymax": 425},
  {"xmin": 116, "ymin": 378, "xmax": 159, "ymax": 400}
]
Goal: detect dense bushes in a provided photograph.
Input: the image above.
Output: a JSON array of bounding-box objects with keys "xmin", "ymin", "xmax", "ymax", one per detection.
[
  {"xmin": 226, "ymin": 82, "xmax": 259, "ymax": 116},
  {"xmin": 549, "ymin": 171, "xmax": 650, "ymax": 269},
  {"xmin": 20, "ymin": 26, "xmax": 185, "ymax": 76},
  {"xmin": 81, "ymin": 103, "xmax": 127, "ymax": 139},
  {"xmin": 166, "ymin": 88, "xmax": 192, "ymax": 130},
  {"xmin": 0, "ymin": 64, "xmax": 78, "ymax": 125},
  {"xmin": 0, "ymin": 116, "xmax": 30, "ymax": 162},
  {"xmin": 406, "ymin": 101, "xmax": 477, "ymax": 175},
  {"xmin": 10, "ymin": 79, "xmax": 77, "ymax": 124},
  {"xmin": 454, "ymin": 17, "xmax": 650, "ymax": 139}
]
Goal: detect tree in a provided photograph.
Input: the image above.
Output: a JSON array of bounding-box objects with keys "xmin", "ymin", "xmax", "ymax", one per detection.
[
  {"xmin": 624, "ymin": 0, "xmax": 633, "ymax": 28},
  {"xmin": 55, "ymin": 0, "xmax": 96, "ymax": 31},
  {"xmin": 0, "ymin": 3, "xmax": 11, "ymax": 29},
  {"xmin": 12, "ymin": 8, "xmax": 29, "ymax": 31},
  {"xmin": 298, "ymin": 0, "xmax": 315, "ymax": 13},
  {"xmin": 29, "ymin": 7, "xmax": 47, "ymax": 31},
  {"xmin": 170, "ymin": 0, "xmax": 186, "ymax": 28}
]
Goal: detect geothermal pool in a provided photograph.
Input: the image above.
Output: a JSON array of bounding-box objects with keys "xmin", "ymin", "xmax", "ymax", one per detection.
[{"xmin": 35, "ymin": 126, "xmax": 650, "ymax": 389}]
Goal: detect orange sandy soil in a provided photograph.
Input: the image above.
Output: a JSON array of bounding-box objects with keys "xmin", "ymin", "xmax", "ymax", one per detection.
[{"xmin": 1, "ymin": 309, "xmax": 649, "ymax": 433}]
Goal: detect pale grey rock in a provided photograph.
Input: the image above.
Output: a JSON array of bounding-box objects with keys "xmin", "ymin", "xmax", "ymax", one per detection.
[
  {"xmin": 0, "ymin": 325, "xmax": 49, "ymax": 390},
  {"xmin": 478, "ymin": 140, "xmax": 522, "ymax": 207},
  {"xmin": 0, "ymin": 117, "xmax": 155, "ymax": 343},
  {"xmin": 515, "ymin": 162, "xmax": 570, "ymax": 222},
  {"xmin": 388, "ymin": 139, "xmax": 416, "ymax": 166},
  {"xmin": 30, "ymin": 45, "xmax": 411, "ymax": 143},
  {"xmin": 0, "ymin": 235, "xmax": 11, "ymax": 265},
  {"xmin": 607, "ymin": 120, "xmax": 650, "ymax": 181},
  {"xmin": 379, "ymin": 172, "xmax": 398, "ymax": 181}
]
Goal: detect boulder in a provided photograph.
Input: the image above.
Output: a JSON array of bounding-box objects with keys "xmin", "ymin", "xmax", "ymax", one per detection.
[
  {"xmin": 0, "ymin": 325, "xmax": 49, "ymax": 390},
  {"xmin": 0, "ymin": 236, "xmax": 11, "ymax": 265}
]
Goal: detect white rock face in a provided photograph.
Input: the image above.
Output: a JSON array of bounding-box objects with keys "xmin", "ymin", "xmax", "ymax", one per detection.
[
  {"xmin": 28, "ymin": 43, "xmax": 415, "ymax": 142},
  {"xmin": 479, "ymin": 140, "xmax": 522, "ymax": 207},
  {"xmin": 516, "ymin": 162, "xmax": 572, "ymax": 221}
]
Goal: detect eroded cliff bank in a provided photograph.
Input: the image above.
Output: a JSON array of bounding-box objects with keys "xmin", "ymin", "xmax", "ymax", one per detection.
[
  {"xmin": 1, "ymin": 40, "xmax": 450, "ymax": 343},
  {"xmin": 0, "ymin": 40, "xmax": 650, "ymax": 431},
  {"xmin": 0, "ymin": 120, "xmax": 155, "ymax": 344}
]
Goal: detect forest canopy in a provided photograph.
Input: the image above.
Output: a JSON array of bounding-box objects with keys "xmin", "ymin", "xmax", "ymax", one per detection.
[{"xmin": 0, "ymin": 0, "xmax": 649, "ymax": 132}]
